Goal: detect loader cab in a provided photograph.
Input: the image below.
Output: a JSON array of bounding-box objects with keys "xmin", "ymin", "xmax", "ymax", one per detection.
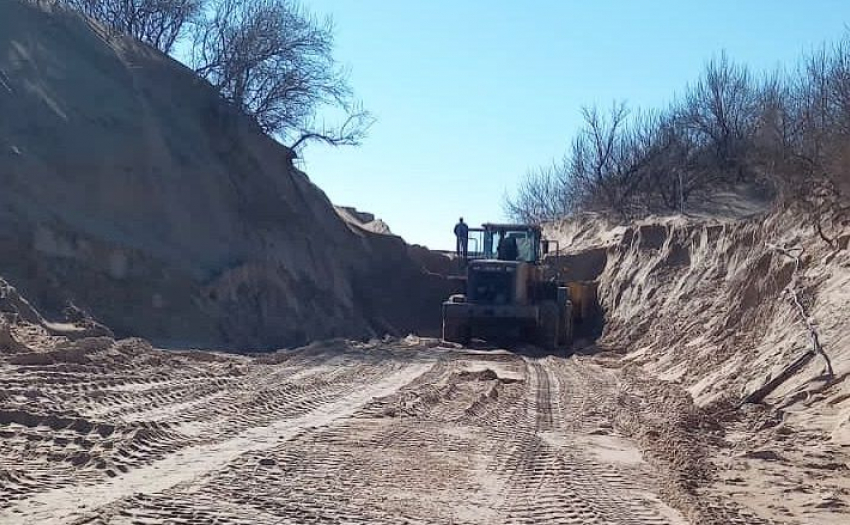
[
  {"xmin": 464, "ymin": 224, "xmax": 544, "ymax": 308},
  {"xmin": 468, "ymin": 224, "xmax": 543, "ymax": 263}
]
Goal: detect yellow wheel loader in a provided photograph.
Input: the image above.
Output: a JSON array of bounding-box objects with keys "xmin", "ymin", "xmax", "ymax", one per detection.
[{"xmin": 442, "ymin": 223, "xmax": 584, "ymax": 351}]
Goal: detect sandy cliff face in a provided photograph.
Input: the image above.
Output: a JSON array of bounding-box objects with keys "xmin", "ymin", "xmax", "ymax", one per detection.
[
  {"xmin": 548, "ymin": 210, "xmax": 850, "ymax": 415},
  {"xmin": 547, "ymin": 210, "xmax": 850, "ymax": 522},
  {"xmin": 0, "ymin": 1, "xmax": 450, "ymax": 348}
]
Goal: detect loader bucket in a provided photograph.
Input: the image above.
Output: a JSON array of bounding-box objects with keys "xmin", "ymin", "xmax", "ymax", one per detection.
[{"xmin": 566, "ymin": 281, "xmax": 600, "ymax": 331}]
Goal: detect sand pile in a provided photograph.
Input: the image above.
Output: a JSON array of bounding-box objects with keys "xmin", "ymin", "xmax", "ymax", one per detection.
[
  {"xmin": 335, "ymin": 206, "xmax": 393, "ymax": 235},
  {"xmin": 546, "ymin": 208, "xmax": 850, "ymax": 523},
  {"xmin": 0, "ymin": 0, "xmax": 451, "ymax": 349}
]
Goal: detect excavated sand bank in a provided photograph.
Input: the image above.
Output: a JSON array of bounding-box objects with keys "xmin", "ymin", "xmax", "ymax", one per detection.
[
  {"xmin": 0, "ymin": 0, "xmax": 452, "ymax": 349},
  {"xmin": 547, "ymin": 208, "xmax": 850, "ymax": 524}
]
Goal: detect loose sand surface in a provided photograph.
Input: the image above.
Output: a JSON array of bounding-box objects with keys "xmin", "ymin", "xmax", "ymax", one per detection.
[
  {"xmin": 0, "ymin": 336, "xmax": 697, "ymax": 525},
  {"xmin": 2, "ymin": 333, "xmax": 846, "ymax": 524}
]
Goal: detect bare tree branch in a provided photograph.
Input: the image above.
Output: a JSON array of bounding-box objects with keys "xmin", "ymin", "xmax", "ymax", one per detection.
[
  {"xmin": 191, "ymin": 0, "xmax": 361, "ymax": 147},
  {"xmin": 288, "ymin": 105, "xmax": 375, "ymax": 157},
  {"xmin": 57, "ymin": 0, "xmax": 201, "ymax": 53}
]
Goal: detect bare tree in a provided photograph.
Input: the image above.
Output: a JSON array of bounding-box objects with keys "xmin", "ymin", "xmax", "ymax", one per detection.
[
  {"xmin": 630, "ymin": 111, "xmax": 690, "ymax": 211},
  {"xmin": 569, "ymin": 104, "xmax": 624, "ymax": 210},
  {"xmin": 684, "ymin": 53, "xmax": 758, "ymax": 183},
  {"xmin": 192, "ymin": 0, "xmax": 370, "ymax": 147},
  {"xmin": 288, "ymin": 103, "xmax": 375, "ymax": 159},
  {"xmin": 59, "ymin": 0, "xmax": 201, "ymax": 53},
  {"xmin": 772, "ymin": 39, "xmax": 850, "ymax": 244},
  {"xmin": 506, "ymin": 103, "xmax": 666, "ymax": 222},
  {"xmin": 568, "ymin": 102, "xmax": 652, "ymax": 217},
  {"xmin": 54, "ymin": 0, "xmax": 372, "ymax": 153},
  {"xmin": 507, "ymin": 37, "xmax": 850, "ymax": 229},
  {"xmin": 503, "ymin": 162, "xmax": 573, "ymax": 224}
]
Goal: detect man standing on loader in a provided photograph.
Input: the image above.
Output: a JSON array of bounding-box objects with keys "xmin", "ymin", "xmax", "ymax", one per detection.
[{"xmin": 454, "ymin": 217, "xmax": 469, "ymax": 259}]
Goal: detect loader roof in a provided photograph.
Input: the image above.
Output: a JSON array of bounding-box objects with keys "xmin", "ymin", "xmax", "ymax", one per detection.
[{"xmin": 481, "ymin": 223, "xmax": 541, "ymax": 231}]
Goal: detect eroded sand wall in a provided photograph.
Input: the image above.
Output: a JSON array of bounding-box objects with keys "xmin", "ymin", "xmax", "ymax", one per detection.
[
  {"xmin": 0, "ymin": 1, "xmax": 451, "ymax": 349},
  {"xmin": 548, "ymin": 211, "xmax": 850, "ymax": 442}
]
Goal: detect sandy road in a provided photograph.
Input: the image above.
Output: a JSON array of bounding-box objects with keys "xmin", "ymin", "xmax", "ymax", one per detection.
[{"xmin": 0, "ymin": 337, "xmax": 688, "ymax": 524}]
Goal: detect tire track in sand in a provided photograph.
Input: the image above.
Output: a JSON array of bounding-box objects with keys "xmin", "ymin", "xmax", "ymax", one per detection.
[
  {"xmin": 0, "ymin": 361, "xmax": 432, "ymax": 525},
  {"xmin": 491, "ymin": 357, "xmax": 686, "ymax": 525}
]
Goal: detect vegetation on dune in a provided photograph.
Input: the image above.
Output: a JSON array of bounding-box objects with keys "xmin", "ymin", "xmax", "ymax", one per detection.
[
  {"xmin": 45, "ymin": 0, "xmax": 372, "ymax": 156},
  {"xmin": 506, "ymin": 44, "xmax": 850, "ymax": 246},
  {"xmin": 30, "ymin": 0, "xmax": 850, "ymax": 244}
]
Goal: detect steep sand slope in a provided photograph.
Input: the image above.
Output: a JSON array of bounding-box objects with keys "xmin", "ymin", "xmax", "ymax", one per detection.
[
  {"xmin": 547, "ymin": 209, "xmax": 850, "ymax": 524},
  {"xmin": 0, "ymin": 1, "xmax": 450, "ymax": 348}
]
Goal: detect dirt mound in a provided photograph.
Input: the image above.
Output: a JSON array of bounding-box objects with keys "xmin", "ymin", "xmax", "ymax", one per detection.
[
  {"xmin": 0, "ymin": 1, "xmax": 450, "ymax": 349},
  {"xmin": 335, "ymin": 206, "xmax": 393, "ymax": 235}
]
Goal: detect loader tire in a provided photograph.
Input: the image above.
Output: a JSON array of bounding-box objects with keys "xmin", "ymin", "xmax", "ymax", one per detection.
[
  {"xmin": 536, "ymin": 301, "xmax": 559, "ymax": 350},
  {"xmin": 559, "ymin": 301, "xmax": 574, "ymax": 347},
  {"xmin": 442, "ymin": 316, "xmax": 470, "ymax": 346}
]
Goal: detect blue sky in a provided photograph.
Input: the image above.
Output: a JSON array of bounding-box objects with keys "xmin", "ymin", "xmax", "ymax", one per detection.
[{"xmin": 300, "ymin": 0, "xmax": 848, "ymax": 250}]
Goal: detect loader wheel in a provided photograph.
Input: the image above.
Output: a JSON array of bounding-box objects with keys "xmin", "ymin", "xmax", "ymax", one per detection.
[
  {"xmin": 559, "ymin": 301, "xmax": 574, "ymax": 347},
  {"xmin": 442, "ymin": 316, "xmax": 470, "ymax": 346},
  {"xmin": 536, "ymin": 301, "xmax": 559, "ymax": 350}
]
